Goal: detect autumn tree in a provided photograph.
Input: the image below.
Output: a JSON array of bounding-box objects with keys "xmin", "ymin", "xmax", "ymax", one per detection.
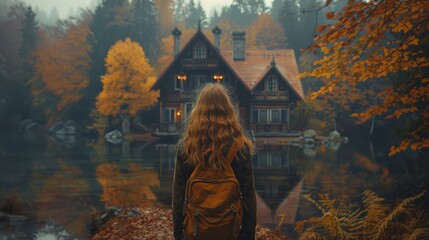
[
  {"xmin": 154, "ymin": 0, "xmax": 174, "ymax": 38},
  {"xmin": 96, "ymin": 38, "xmax": 159, "ymax": 133},
  {"xmin": 31, "ymin": 11, "xmax": 92, "ymax": 121},
  {"xmin": 247, "ymin": 13, "xmax": 287, "ymax": 49},
  {"xmin": 87, "ymin": 0, "xmax": 134, "ymax": 122},
  {"xmin": 303, "ymin": 0, "xmax": 429, "ymax": 155}
]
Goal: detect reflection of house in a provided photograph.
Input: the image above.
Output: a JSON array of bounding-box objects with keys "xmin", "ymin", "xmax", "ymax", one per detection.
[
  {"xmin": 253, "ymin": 145, "xmax": 303, "ymax": 226},
  {"xmin": 257, "ymin": 178, "xmax": 303, "ymax": 226},
  {"xmin": 151, "ymin": 27, "xmax": 304, "ymax": 137},
  {"xmin": 153, "ymin": 143, "xmax": 304, "ymax": 226}
]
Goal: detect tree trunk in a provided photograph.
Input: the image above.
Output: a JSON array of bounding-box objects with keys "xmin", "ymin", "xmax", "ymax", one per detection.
[
  {"xmin": 369, "ymin": 116, "xmax": 375, "ymax": 136},
  {"xmin": 122, "ymin": 114, "xmax": 130, "ymax": 134}
]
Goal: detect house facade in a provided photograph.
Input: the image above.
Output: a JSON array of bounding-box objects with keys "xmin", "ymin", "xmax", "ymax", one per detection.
[{"xmin": 150, "ymin": 27, "xmax": 304, "ymax": 138}]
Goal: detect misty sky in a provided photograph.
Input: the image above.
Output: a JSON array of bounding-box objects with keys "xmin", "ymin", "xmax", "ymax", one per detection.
[{"xmin": 21, "ymin": 0, "xmax": 273, "ymax": 19}]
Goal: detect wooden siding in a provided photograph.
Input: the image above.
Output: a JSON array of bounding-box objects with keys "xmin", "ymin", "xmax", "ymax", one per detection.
[
  {"xmin": 182, "ymin": 59, "xmax": 218, "ymax": 69},
  {"xmin": 254, "ymin": 91, "xmax": 289, "ymax": 101}
]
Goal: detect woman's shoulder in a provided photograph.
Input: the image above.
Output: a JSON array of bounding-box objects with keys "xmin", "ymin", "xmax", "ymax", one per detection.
[{"xmin": 236, "ymin": 141, "xmax": 252, "ymax": 162}]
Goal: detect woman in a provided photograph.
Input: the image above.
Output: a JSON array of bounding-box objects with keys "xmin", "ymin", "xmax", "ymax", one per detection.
[{"xmin": 172, "ymin": 83, "xmax": 257, "ymax": 240}]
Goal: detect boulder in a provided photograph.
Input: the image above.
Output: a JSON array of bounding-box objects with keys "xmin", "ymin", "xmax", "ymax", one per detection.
[
  {"xmin": 105, "ymin": 130, "xmax": 122, "ymax": 144},
  {"xmin": 303, "ymin": 129, "xmax": 317, "ymax": 139},
  {"xmin": 17, "ymin": 119, "xmax": 37, "ymax": 132}
]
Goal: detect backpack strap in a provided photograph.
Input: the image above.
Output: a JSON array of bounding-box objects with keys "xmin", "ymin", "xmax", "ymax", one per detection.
[
  {"xmin": 225, "ymin": 139, "xmax": 244, "ymax": 165},
  {"xmin": 190, "ymin": 139, "xmax": 244, "ymax": 176}
]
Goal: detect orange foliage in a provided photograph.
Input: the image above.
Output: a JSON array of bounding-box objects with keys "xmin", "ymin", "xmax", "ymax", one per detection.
[
  {"xmin": 96, "ymin": 163, "xmax": 160, "ymax": 208},
  {"xmin": 32, "ymin": 160, "xmax": 90, "ymax": 237},
  {"xmin": 154, "ymin": 0, "xmax": 174, "ymax": 38},
  {"xmin": 246, "ymin": 13, "xmax": 287, "ymax": 50},
  {"xmin": 32, "ymin": 14, "xmax": 92, "ymax": 111},
  {"xmin": 303, "ymin": 0, "xmax": 429, "ymax": 154},
  {"xmin": 96, "ymin": 38, "xmax": 159, "ymax": 117}
]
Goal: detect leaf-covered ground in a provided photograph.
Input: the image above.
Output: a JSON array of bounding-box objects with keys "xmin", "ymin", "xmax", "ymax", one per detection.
[{"xmin": 91, "ymin": 207, "xmax": 289, "ymax": 240}]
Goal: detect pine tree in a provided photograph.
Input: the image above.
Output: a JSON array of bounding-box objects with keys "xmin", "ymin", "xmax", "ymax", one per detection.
[
  {"xmin": 131, "ymin": 0, "xmax": 159, "ymax": 64},
  {"xmin": 185, "ymin": 0, "xmax": 198, "ymax": 28},
  {"xmin": 20, "ymin": 6, "xmax": 38, "ymax": 62}
]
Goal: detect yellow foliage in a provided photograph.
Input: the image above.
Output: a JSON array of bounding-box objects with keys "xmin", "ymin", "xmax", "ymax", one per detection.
[
  {"xmin": 96, "ymin": 162, "xmax": 160, "ymax": 208},
  {"xmin": 96, "ymin": 38, "xmax": 159, "ymax": 117}
]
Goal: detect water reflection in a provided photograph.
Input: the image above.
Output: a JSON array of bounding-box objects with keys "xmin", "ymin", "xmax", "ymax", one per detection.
[
  {"xmin": 0, "ymin": 134, "xmax": 427, "ymax": 238},
  {"xmin": 96, "ymin": 162, "xmax": 161, "ymax": 208}
]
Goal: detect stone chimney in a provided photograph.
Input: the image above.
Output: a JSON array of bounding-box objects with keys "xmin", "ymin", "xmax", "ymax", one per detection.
[
  {"xmin": 232, "ymin": 31, "xmax": 245, "ymax": 61},
  {"xmin": 212, "ymin": 26, "xmax": 222, "ymax": 50},
  {"xmin": 172, "ymin": 28, "xmax": 182, "ymax": 56}
]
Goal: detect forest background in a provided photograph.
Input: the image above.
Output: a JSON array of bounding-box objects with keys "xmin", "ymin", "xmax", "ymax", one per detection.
[{"xmin": 0, "ymin": 0, "xmax": 427, "ymax": 155}]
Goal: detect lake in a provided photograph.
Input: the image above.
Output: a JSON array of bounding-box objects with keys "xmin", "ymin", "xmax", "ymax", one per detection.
[{"xmin": 0, "ymin": 133, "xmax": 428, "ymax": 239}]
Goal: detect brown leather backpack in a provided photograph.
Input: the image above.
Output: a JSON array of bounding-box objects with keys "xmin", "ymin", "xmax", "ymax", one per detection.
[{"xmin": 183, "ymin": 140, "xmax": 244, "ymax": 240}]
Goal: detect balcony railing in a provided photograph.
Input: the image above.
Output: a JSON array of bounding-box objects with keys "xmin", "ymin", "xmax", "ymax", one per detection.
[
  {"xmin": 251, "ymin": 123, "xmax": 288, "ymax": 132},
  {"xmin": 179, "ymin": 89, "xmax": 200, "ymax": 99},
  {"xmin": 254, "ymin": 91, "xmax": 289, "ymax": 101},
  {"xmin": 181, "ymin": 59, "xmax": 218, "ymax": 69}
]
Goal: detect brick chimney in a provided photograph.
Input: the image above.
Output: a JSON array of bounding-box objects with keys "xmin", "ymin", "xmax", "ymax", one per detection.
[
  {"xmin": 212, "ymin": 26, "xmax": 221, "ymax": 50},
  {"xmin": 172, "ymin": 28, "xmax": 182, "ymax": 56},
  {"xmin": 232, "ymin": 31, "xmax": 245, "ymax": 61}
]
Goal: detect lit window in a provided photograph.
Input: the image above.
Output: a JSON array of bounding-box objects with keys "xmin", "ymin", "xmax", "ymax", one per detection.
[
  {"xmin": 194, "ymin": 42, "xmax": 206, "ymax": 59},
  {"xmin": 266, "ymin": 76, "xmax": 277, "ymax": 92}
]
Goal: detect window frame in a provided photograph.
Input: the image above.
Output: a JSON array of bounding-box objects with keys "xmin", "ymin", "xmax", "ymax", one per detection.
[
  {"xmin": 266, "ymin": 76, "xmax": 278, "ymax": 92},
  {"xmin": 174, "ymin": 75, "xmax": 182, "ymax": 90},
  {"xmin": 163, "ymin": 108, "xmax": 176, "ymax": 123},
  {"xmin": 252, "ymin": 108, "xmax": 284, "ymax": 123},
  {"xmin": 194, "ymin": 41, "xmax": 207, "ymax": 59},
  {"xmin": 193, "ymin": 75, "xmax": 207, "ymax": 89}
]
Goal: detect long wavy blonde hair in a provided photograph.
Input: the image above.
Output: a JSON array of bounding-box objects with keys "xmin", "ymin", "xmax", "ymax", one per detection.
[{"xmin": 180, "ymin": 83, "xmax": 255, "ymax": 170}]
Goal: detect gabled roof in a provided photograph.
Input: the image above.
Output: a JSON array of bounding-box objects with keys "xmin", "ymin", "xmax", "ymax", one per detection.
[
  {"xmin": 220, "ymin": 49, "xmax": 305, "ymax": 100},
  {"xmin": 151, "ymin": 30, "xmax": 245, "ymax": 91},
  {"xmin": 151, "ymin": 29, "xmax": 305, "ymax": 101}
]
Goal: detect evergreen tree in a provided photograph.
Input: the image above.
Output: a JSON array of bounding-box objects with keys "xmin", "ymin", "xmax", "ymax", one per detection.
[
  {"xmin": 49, "ymin": 7, "xmax": 60, "ymax": 24},
  {"xmin": 86, "ymin": 0, "xmax": 133, "ymax": 124},
  {"xmin": 131, "ymin": 0, "xmax": 159, "ymax": 64},
  {"xmin": 173, "ymin": 0, "xmax": 186, "ymax": 24},
  {"xmin": 278, "ymin": 0, "xmax": 301, "ymax": 53},
  {"xmin": 185, "ymin": 0, "xmax": 198, "ymax": 28},
  {"xmin": 20, "ymin": 6, "xmax": 38, "ymax": 61},
  {"xmin": 270, "ymin": 0, "xmax": 284, "ymax": 19},
  {"xmin": 196, "ymin": 1, "xmax": 208, "ymax": 28},
  {"xmin": 209, "ymin": 9, "xmax": 220, "ymax": 28}
]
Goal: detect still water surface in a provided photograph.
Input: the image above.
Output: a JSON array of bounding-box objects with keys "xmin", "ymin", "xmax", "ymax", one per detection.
[{"xmin": 0, "ymin": 133, "xmax": 427, "ymax": 239}]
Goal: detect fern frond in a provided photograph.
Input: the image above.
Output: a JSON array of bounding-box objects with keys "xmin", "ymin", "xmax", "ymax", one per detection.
[
  {"xmin": 362, "ymin": 190, "xmax": 389, "ymax": 238},
  {"xmin": 319, "ymin": 193, "xmax": 335, "ymax": 211},
  {"xmin": 405, "ymin": 228, "xmax": 429, "ymax": 240},
  {"xmin": 295, "ymin": 217, "xmax": 324, "ymax": 234},
  {"xmin": 375, "ymin": 190, "xmax": 426, "ymax": 239},
  {"xmin": 298, "ymin": 226, "xmax": 326, "ymax": 240},
  {"xmin": 303, "ymin": 193, "xmax": 327, "ymax": 214}
]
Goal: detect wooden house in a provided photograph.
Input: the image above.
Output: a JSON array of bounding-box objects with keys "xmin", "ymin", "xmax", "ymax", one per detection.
[{"xmin": 150, "ymin": 27, "xmax": 304, "ymax": 138}]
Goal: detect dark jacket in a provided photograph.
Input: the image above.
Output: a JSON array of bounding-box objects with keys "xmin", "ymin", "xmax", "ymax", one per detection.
[{"xmin": 172, "ymin": 142, "xmax": 257, "ymax": 240}]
